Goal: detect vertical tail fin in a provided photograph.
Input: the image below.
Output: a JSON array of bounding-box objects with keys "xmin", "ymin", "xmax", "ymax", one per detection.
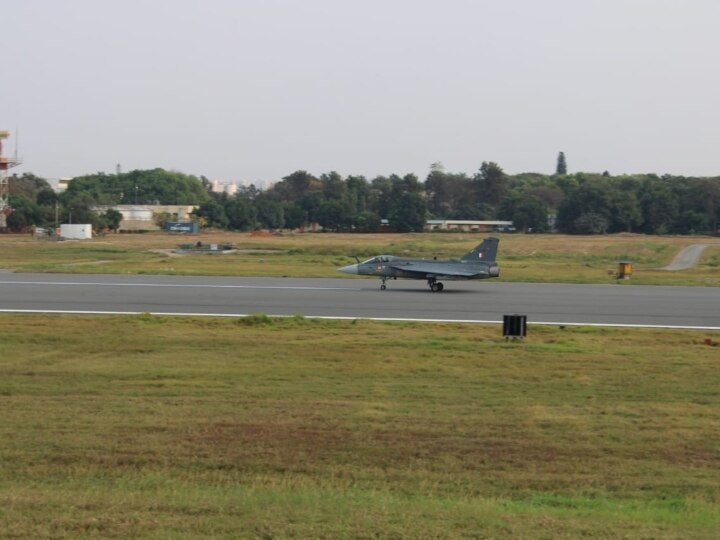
[{"xmin": 461, "ymin": 237, "xmax": 499, "ymax": 262}]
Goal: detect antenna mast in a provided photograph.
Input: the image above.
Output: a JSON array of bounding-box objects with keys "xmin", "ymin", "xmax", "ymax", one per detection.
[{"xmin": 0, "ymin": 129, "xmax": 23, "ymax": 229}]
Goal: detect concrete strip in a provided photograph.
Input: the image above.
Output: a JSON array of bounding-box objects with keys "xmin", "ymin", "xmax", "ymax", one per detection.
[{"xmin": 662, "ymin": 243, "xmax": 720, "ymax": 271}]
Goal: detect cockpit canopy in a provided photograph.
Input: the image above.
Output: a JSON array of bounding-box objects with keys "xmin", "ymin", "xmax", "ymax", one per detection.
[{"xmin": 361, "ymin": 255, "xmax": 394, "ymax": 265}]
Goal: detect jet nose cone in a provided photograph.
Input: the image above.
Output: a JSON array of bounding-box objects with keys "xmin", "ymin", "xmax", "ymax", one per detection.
[{"xmin": 338, "ymin": 263, "xmax": 359, "ymax": 275}]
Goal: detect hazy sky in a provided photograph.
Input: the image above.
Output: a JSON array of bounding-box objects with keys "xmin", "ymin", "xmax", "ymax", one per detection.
[{"xmin": 2, "ymin": 0, "xmax": 719, "ymax": 182}]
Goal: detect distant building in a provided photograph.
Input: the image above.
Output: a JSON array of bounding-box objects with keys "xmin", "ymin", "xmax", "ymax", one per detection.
[
  {"xmin": 93, "ymin": 204, "xmax": 198, "ymax": 232},
  {"xmin": 210, "ymin": 180, "xmax": 240, "ymax": 195},
  {"xmin": 55, "ymin": 177, "xmax": 73, "ymax": 193},
  {"xmin": 425, "ymin": 220, "xmax": 514, "ymax": 232}
]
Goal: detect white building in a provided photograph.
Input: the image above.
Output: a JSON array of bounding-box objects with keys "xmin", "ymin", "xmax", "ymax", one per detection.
[
  {"xmin": 93, "ymin": 204, "xmax": 198, "ymax": 231},
  {"xmin": 60, "ymin": 223, "xmax": 92, "ymax": 239},
  {"xmin": 210, "ymin": 180, "xmax": 240, "ymax": 195},
  {"xmin": 425, "ymin": 220, "xmax": 514, "ymax": 232},
  {"xmin": 55, "ymin": 177, "xmax": 73, "ymax": 193}
]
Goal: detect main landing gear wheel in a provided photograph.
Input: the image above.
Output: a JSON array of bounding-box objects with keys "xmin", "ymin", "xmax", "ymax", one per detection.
[
  {"xmin": 380, "ymin": 278, "xmax": 387, "ymax": 291},
  {"xmin": 428, "ymin": 280, "xmax": 444, "ymax": 292}
]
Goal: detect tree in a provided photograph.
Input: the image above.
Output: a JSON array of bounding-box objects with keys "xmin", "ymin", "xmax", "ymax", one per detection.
[
  {"xmin": 61, "ymin": 191, "xmax": 97, "ymax": 225},
  {"xmin": 369, "ymin": 176, "xmax": 393, "ymax": 219},
  {"xmin": 609, "ymin": 191, "xmax": 642, "ymax": 232},
  {"xmin": 36, "ymin": 188, "xmax": 58, "ymax": 207},
  {"xmin": 9, "ymin": 173, "xmax": 52, "ymax": 199},
  {"xmin": 683, "ymin": 178, "xmax": 720, "ymax": 234},
  {"xmin": 5, "ymin": 194, "xmax": 41, "ymax": 231},
  {"xmin": 675, "ymin": 210, "xmax": 709, "ymax": 235},
  {"xmin": 354, "ymin": 210, "xmax": 381, "ymax": 232},
  {"xmin": 451, "ymin": 202, "xmax": 495, "ymax": 220},
  {"xmin": 274, "ymin": 170, "xmax": 319, "ymax": 201},
  {"xmin": 425, "ymin": 167, "xmax": 474, "ymax": 218},
  {"xmin": 499, "ymin": 193, "xmax": 549, "ymax": 233},
  {"xmin": 321, "ymin": 171, "xmax": 346, "ymax": 201},
  {"xmin": 574, "ymin": 212, "xmax": 608, "ymax": 234},
  {"xmin": 556, "ymin": 177, "xmax": 614, "ymax": 233},
  {"xmin": 399, "ymin": 173, "xmax": 422, "ymax": 194},
  {"xmin": 317, "ymin": 200, "xmax": 351, "ymax": 232},
  {"xmin": 154, "ymin": 211, "xmax": 173, "ymax": 230},
  {"xmin": 103, "ymin": 209, "xmax": 123, "ymax": 232},
  {"xmin": 227, "ymin": 198, "xmax": 257, "ymax": 230},
  {"xmin": 474, "ymin": 162, "xmax": 507, "ymax": 207},
  {"xmin": 425, "ymin": 167, "xmax": 452, "ymax": 216},
  {"xmin": 556, "ymin": 152, "xmax": 567, "ymax": 175},
  {"xmin": 254, "ymin": 197, "xmax": 285, "ymax": 229},
  {"xmin": 345, "ymin": 175, "xmax": 371, "ymax": 215},
  {"xmin": 527, "ymin": 186, "xmax": 564, "ymax": 211},
  {"xmin": 193, "ymin": 200, "xmax": 229, "ymax": 229},
  {"xmin": 63, "ymin": 169, "xmax": 209, "ymax": 206},
  {"xmin": 282, "ymin": 203, "xmax": 304, "ymax": 230},
  {"xmin": 388, "ymin": 192, "xmax": 427, "ymax": 232},
  {"xmin": 237, "ymin": 183, "xmax": 261, "ymax": 201},
  {"xmin": 639, "ymin": 181, "xmax": 679, "ymax": 234},
  {"xmin": 300, "ymin": 191, "xmax": 325, "ymax": 225}
]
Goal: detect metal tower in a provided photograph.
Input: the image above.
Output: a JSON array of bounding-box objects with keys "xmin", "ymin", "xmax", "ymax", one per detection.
[{"xmin": 0, "ymin": 130, "xmax": 22, "ymax": 228}]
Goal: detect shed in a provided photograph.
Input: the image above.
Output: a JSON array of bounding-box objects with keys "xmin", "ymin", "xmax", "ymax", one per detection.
[{"xmin": 60, "ymin": 224, "xmax": 92, "ymax": 240}]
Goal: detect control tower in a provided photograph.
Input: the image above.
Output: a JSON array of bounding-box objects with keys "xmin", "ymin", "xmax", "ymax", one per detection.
[{"xmin": 0, "ymin": 130, "xmax": 22, "ymax": 228}]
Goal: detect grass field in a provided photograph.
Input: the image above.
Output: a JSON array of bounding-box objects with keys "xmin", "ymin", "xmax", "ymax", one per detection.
[
  {"xmin": 1, "ymin": 231, "xmax": 720, "ymax": 285},
  {"xmin": 1, "ymin": 314, "xmax": 719, "ymax": 537},
  {"xmin": 1, "ymin": 232, "xmax": 719, "ymax": 536}
]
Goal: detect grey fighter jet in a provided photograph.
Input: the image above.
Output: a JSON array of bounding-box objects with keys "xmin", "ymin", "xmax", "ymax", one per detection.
[{"xmin": 338, "ymin": 237, "xmax": 500, "ymax": 291}]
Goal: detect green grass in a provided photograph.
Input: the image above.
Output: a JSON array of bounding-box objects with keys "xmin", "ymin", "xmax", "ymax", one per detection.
[
  {"xmin": 1, "ymin": 315, "xmax": 719, "ymax": 537},
  {"xmin": 2, "ymin": 232, "xmax": 720, "ymax": 285}
]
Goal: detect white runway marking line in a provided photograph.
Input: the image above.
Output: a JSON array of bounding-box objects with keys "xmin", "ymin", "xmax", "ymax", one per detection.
[
  {"xmin": 0, "ymin": 281, "xmax": 355, "ymax": 291},
  {"xmin": 0, "ymin": 309, "xmax": 719, "ymax": 331}
]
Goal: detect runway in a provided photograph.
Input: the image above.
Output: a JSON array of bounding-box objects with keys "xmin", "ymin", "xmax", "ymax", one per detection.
[{"xmin": 1, "ymin": 273, "xmax": 719, "ymax": 329}]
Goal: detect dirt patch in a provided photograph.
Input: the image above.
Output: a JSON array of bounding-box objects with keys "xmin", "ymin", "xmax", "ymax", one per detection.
[
  {"xmin": 150, "ymin": 248, "xmax": 283, "ymax": 257},
  {"xmin": 60, "ymin": 260, "xmax": 115, "ymax": 267}
]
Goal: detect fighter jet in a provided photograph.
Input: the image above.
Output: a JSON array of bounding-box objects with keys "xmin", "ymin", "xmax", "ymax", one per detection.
[{"xmin": 338, "ymin": 237, "xmax": 500, "ymax": 292}]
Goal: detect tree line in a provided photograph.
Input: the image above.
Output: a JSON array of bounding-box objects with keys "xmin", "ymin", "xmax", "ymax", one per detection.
[{"xmin": 4, "ymin": 162, "xmax": 720, "ymax": 235}]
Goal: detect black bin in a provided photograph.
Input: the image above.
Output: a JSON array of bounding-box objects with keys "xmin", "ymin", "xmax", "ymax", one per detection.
[{"xmin": 503, "ymin": 314, "xmax": 527, "ymax": 338}]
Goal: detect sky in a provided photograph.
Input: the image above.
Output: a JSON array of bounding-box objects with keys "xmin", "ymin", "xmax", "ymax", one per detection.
[{"xmin": 2, "ymin": 0, "xmax": 719, "ymax": 183}]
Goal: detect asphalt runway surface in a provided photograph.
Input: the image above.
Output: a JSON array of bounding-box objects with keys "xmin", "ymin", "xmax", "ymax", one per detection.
[{"xmin": 1, "ymin": 273, "xmax": 719, "ymax": 329}]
